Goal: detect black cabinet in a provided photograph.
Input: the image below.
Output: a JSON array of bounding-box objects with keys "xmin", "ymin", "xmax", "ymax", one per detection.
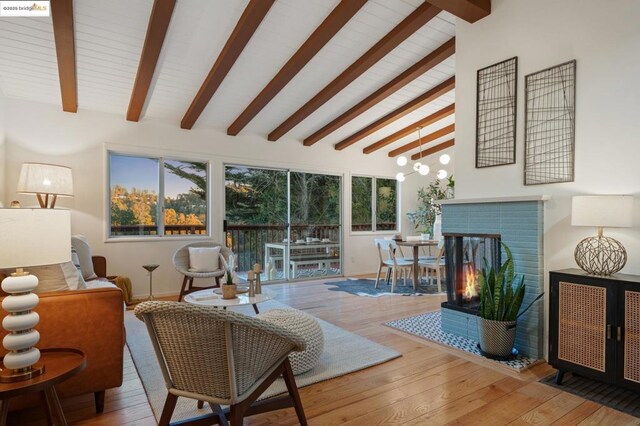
[{"xmin": 549, "ymin": 269, "xmax": 640, "ymax": 392}]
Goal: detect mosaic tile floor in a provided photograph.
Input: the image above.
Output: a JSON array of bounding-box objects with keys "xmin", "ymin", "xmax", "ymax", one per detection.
[{"xmin": 384, "ymin": 311, "xmax": 540, "ymax": 371}]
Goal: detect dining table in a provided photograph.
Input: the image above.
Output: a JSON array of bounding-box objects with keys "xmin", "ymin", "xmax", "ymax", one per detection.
[{"xmin": 395, "ymin": 239, "xmax": 439, "ymax": 290}]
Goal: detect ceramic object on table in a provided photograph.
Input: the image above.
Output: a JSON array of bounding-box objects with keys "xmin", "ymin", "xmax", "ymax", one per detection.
[{"xmin": 221, "ymin": 284, "xmax": 237, "ymax": 299}]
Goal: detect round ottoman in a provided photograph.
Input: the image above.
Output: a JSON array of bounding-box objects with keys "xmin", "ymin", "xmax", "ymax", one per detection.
[{"xmin": 257, "ymin": 309, "xmax": 324, "ymax": 375}]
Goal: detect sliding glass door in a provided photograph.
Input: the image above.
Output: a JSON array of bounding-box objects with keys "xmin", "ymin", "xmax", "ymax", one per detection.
[{"xmin": 224, "ymin": 165, "xmax": 342, "ymax": 282}]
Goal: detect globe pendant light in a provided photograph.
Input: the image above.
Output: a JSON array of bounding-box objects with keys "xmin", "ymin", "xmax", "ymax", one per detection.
[
  {"xmin": 439, "ymin": 154, "xmax": 451, "ymax": 165},
  {"xmin": 396, "ymin": 156, "xmax": 407, "ymax": 166},
  {"xmin": 437, "ymin": 169, "xmax": 448, "ymax": 179}
]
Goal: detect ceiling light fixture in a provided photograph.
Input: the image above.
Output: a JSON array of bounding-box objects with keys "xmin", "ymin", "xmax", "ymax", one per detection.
[
  {"xmin": 396, "ymin": 127, "xmax": 431, "ymax": 181},
  {"xmin": 439, "ymin": 154, "xmax": 450, "ymax": 165},
  {"xmin": 437, "ymin": 169, "xmax": 448, "ymax": 179}
]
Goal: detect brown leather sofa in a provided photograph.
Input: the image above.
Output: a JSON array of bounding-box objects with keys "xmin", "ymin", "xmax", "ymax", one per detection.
[{"xmin": 0, "ymin": 286, "xmax": 125, "ymax": 413}]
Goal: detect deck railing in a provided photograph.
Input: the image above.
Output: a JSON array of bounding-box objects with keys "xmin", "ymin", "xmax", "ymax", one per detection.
[{"xmin": 110, "ymin": 222, "xmax": 396, "ymax": 271}]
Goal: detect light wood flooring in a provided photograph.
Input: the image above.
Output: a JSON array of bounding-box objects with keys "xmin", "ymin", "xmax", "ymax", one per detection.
[{"xmin": 8, "ymin": 278, "xmax": 640, "ymax": 425}]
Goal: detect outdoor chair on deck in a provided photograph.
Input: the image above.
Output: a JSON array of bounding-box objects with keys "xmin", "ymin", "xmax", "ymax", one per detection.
[
  {"xmin": 135, "ymin": 301, "xmax": 308, "ymax": 426},
  {"xmin": 173, "ymin": 242, "xmax": 233, "ymax": 302}
]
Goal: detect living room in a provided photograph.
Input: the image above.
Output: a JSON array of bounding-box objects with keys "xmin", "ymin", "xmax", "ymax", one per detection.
[{"xmin": 0, "ymin": 0, "xmax": 639, "ymax": 424}]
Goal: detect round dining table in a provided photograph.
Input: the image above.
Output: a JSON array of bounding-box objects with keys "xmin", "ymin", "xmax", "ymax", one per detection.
[{"xmin": 395, "ymin": 239, "xmax": 439, "ymax": 290}]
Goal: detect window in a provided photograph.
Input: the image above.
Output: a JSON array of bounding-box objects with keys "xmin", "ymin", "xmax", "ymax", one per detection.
[
  {"xmin": 108, "ymin": 153, "xmax": 208, "ymax": 238},
  {"xmin": 351, "ymin": 176, "xmax": 397, "ymax": 232}
]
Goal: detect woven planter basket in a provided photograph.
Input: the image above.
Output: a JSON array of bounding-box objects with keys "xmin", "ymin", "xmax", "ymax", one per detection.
[{"xmin": 478, "ymin": 317, "xmax": 517, "ymax": 357}]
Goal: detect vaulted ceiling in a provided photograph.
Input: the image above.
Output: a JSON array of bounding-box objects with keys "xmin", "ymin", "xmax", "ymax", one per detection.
[{"xmin": 0, "ymin": 0, "xmax": 490, "ymax": 161}]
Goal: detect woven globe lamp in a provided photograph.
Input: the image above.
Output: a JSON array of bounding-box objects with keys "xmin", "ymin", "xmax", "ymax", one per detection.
[{"xmin": 571, "ymin": 195, "xmax": 633, "ymax": 275}]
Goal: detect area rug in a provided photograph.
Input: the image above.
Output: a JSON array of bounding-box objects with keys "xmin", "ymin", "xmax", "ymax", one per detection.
[
  {"xmin": 540, "ymin": 373, "xmax": 640, "ymax": 418},
  {"xmin": 126, "ymin": 300, "xmax": 400, "ymax": 422},
  {"xmin": 384, "ymin": 311, "xmax": 540, "ymax": 371},
  {"xmin": 325, "ymin": 278, "xmax": 445, "ymax": 297}
]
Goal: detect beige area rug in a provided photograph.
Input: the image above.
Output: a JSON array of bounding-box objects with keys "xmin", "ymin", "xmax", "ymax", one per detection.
[{"xmin": 126, "ymin": 300, "xmax": 401, "ymax": 423}]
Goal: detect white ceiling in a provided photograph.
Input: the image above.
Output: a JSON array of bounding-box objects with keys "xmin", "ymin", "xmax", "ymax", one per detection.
[{"xmin": 0, "ymin": 0, "xmax": 456, "ymax": 159}]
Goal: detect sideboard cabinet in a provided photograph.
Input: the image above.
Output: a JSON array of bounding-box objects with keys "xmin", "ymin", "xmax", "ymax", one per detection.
[{"xmin": 549, "ymin": 269, "xmax": 640, "ymax": 392}]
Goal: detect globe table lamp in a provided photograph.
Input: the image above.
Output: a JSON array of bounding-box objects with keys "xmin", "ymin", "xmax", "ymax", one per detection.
[
  {"xmin": 0, "ymin": 208, "xmax": 71, "ymax": 382},
  {"xmin": 17, "ymin": 163, "xmax": 73, "ymax": 208},
  {"xmin": 571, "ymin": 195, "xmax": 633, "ymax": 275}
]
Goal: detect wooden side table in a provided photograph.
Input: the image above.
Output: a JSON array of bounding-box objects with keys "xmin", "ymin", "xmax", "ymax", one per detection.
[{"xmin": 0, "ymin": 348, "xmax": 86, "ymax": 426}]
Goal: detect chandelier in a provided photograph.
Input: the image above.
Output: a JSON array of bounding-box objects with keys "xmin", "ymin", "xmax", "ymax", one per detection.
[
  {"xmin": 395, "ymin": 127, "xmax": 428, "ymax": 182},
  {"xmin": 395, "ymin": 127, "xmax": 450, "ymax": 182}
]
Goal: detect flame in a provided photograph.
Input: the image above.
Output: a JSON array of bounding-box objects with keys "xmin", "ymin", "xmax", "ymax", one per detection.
[{"xmin": 463, "ymin": 266, "xmax": 478, "ymax": 301}]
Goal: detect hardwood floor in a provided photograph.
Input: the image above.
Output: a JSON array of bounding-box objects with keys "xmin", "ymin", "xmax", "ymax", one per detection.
[{"xmin": 8, "ymin": 278, "xmax": 640, "ymax": 425}]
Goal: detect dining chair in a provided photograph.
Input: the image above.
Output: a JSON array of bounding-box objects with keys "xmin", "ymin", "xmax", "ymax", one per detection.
[
  {"xmin": 374, "ymin": 239, "xmax": 413, "ymax": 292},
  {"xmin": 134, "ymin": 301, "xmax": 308, "ymax": 426},
  {"xmin": 418, "ymin": 241, "xmax": 446, "ymax": 292}
]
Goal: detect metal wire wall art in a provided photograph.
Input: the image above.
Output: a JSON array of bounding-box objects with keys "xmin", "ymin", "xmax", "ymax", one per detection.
[
  {"xmin": 524, "ymin": 60, "xmax": 576, "ymax": 185},
  {"xmin": 476, "ymin": 57, "xmax": 517, "ymax": 168}
]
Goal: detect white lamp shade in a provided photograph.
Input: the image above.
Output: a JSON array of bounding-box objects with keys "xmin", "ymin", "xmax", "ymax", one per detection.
[
  {"xmin": 0, "ymin": 209, "xmax": 71, "ymax": 269},
  {"xmin": 571, "ymin": 195, "xmax": 633, "ymax": 228},
  {"xmin": 17, "ymin": 163, "xmax": 73, "ymax": 197}
]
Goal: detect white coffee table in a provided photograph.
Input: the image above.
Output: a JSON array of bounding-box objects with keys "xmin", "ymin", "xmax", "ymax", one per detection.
[{"xmin": 183, "ymin": 289, "xmax": 271, "ymax": 314}]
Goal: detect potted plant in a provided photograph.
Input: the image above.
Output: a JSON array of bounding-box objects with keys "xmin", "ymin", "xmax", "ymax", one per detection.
[
  {"xmin": 221, "ymin": 254, "xmax": 237, "ymax": 299},
  {"xmin": 406, "ymin": 176, "xmax": 454, "ymax": 238},
  {"xmin": 477, "ymin": 243, "xmax": 543, "ymax": 358}
]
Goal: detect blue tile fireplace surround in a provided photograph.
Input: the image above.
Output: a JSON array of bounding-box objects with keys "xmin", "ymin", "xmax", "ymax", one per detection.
[{"xmin": 440, "ymin": 197, "xmax": 546, "ymax": 360}]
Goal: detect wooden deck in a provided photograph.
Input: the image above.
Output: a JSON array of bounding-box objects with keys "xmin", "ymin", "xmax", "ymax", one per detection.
[{"xmin": 8, "ymin": 278, "xmax": 640, "ymax": 425}]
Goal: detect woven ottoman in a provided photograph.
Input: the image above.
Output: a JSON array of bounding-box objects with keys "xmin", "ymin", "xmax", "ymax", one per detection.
[{"xmin": 257, "ymin": 309, "xmax": 324, "ymax": 375}]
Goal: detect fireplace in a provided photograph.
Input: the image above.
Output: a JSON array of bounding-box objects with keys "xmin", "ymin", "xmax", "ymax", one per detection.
[{"xmin": 443, "ymin": 233, "xmax": 501, "ymax": 314}]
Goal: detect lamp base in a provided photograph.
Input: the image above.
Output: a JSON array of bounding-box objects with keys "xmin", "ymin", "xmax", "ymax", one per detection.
[
  {"xmin": 0, "ymin": 363, "xmax": 45, "ymax": 383},
  {"xmin": 574, "ymin": 235, "xmax": 627, "ymax": 276}
]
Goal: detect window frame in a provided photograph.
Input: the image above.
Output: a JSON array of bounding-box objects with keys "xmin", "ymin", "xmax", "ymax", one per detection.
[
  {"xmin": 350, "ymin": 174, "xmax": 399, "ymax": 234},
  {"xmin": 106, "ymin": 151, "xmax": 211, "ymax": 241}
]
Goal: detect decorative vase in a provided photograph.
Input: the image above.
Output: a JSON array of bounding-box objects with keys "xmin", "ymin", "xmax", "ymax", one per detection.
[
  {"xmin": 432, "ymin": 214, "xmax": 442, "ymax": 241},
  {"xmin": 477, "ymin": 317, "xmax": 517, "ymax": 357},
  {"xmin": 222, "ymin": 284, "xmax": 237, "ymax": 299}
]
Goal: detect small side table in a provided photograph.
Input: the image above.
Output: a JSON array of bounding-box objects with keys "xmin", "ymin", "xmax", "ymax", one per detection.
[
  {"xmin": 0, "ymin": 348, "xmax": 86, "ymax": 426},
  {"xmin": 142, "ymin": 264, "xmax": 160, "ymax": 300}
]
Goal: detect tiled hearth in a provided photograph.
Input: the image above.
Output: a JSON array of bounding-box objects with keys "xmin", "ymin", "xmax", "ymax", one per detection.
[{"xmin": 439, "ymin": 196, "xmax": 546, "ymax": 360}]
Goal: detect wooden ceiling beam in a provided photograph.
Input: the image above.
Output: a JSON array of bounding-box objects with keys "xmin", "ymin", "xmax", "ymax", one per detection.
[
  {"xmin": 305, "ymin": 37, "xmax": 455, "ymax": 146},
  {"xmin": 51, "ymin": 0, "xmax": 77, "ymax": 113},
  {"xmin": 359, "ymin": 103, "xmax": 454, "ymax": 154},
  {"xmin": 332, "ymin": 76, "xmax": 454, "ymax": 151},
  {"xmin": 411, "ymin": 138, "xmax": 455, "ymax": 160},
  {"xmin": 388, "ymin": 123, "xmax": 455, "ymax": 157},
  {"xmin": 426, "ymin": 0, "xmax": 490, "ymax": 23},
  {"xmin": 267, "ymin": 2, "xmax": 441, "ymax": 142},
  {"xmin": 227, "ymin": 0, "xmax": 367, "ymax": 136},
  {"xmin": 181, "ymin": 0, "xmax": 275, "ymax": 130},
  {"xmin": 127, "ymin": 0, "xmax": 176, "ymax": 122}
]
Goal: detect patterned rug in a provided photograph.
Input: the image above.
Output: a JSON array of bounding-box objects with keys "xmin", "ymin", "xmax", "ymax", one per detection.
[
  {"xmin": 540, "ymin": 373, "xmax": 640, "ymax": 418},
  {"xmin": 325, "ymin": 278, "xmax": 446, "ymax": 297},
  {"xmin": 126, "ymin": 300, "xmax": 400, "ymax": 423},
  {"xmin": 384, "ymin": 311, "xmax": 540, "ymax": 371}
]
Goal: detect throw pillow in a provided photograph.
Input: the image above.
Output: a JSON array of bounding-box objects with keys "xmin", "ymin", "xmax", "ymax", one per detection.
[
  {"xmin": 71, "ymin": 235, "xmax": 98, "ymax": 280},
  {"xmin": 188, "ymin": 246, "xmax": 221, "ymax": 272}
]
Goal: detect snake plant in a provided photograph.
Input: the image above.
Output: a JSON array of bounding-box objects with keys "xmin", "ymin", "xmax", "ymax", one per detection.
[{"xmin": 478, "ymin": 243, "xmax": 543, "ymax": 321}]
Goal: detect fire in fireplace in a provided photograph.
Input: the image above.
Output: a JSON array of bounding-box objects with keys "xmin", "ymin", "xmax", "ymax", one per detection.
[{"xmin": 443, "ymin": 233, "xmax": 501, "ymax": 313}]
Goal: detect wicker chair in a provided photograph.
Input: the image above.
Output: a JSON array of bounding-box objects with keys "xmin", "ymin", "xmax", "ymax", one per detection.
[
  {"xmin": 134, "ymin": 301, "xmax": 308, "ymax": 426},
  {"xmin": 173, "ymin": 242, "xmax": 233, "ymax": 302}
]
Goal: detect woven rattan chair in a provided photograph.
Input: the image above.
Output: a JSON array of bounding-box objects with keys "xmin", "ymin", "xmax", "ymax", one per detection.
[
  {"xmin": 134, "ymin": 301, "xmax": 308, "ymax": 426},
  {"xmin": 173, "ymin": 242, "xmax": 233, "ymax": 301}
]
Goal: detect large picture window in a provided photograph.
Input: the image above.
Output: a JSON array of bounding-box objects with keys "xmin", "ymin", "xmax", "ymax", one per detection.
[
  {"xmin": 351, "ymin": 176, "xmax": 397, "ymax": 232},
  {"xmin": 108, "ymin": 153, "xmax": 208, "ymax": 238}
]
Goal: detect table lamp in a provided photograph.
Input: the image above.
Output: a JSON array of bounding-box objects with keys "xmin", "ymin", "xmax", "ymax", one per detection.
[
  {"xmin": 0, "ymin": 209, "xmax": 71, "ymax": 382},
  {"xmin": 571, "ymin": 195, "xmax": 633, "ymax": 275},
  {"xmin": 17, "ymin": 163, "xmax": 74, "ymax": 208}
]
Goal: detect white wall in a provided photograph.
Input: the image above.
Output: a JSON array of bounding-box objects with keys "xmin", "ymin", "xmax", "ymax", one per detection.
[
  {"xmin": 0, "ymin": 90, "xmax": 6, "ymax": 204},
  {"xmin": 3, "ymin": 97, "xmax": 405, "ymax": 297},
  {"xmin": 455, "ymin": 0, "xmax": 640, "ymax": 357}
]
